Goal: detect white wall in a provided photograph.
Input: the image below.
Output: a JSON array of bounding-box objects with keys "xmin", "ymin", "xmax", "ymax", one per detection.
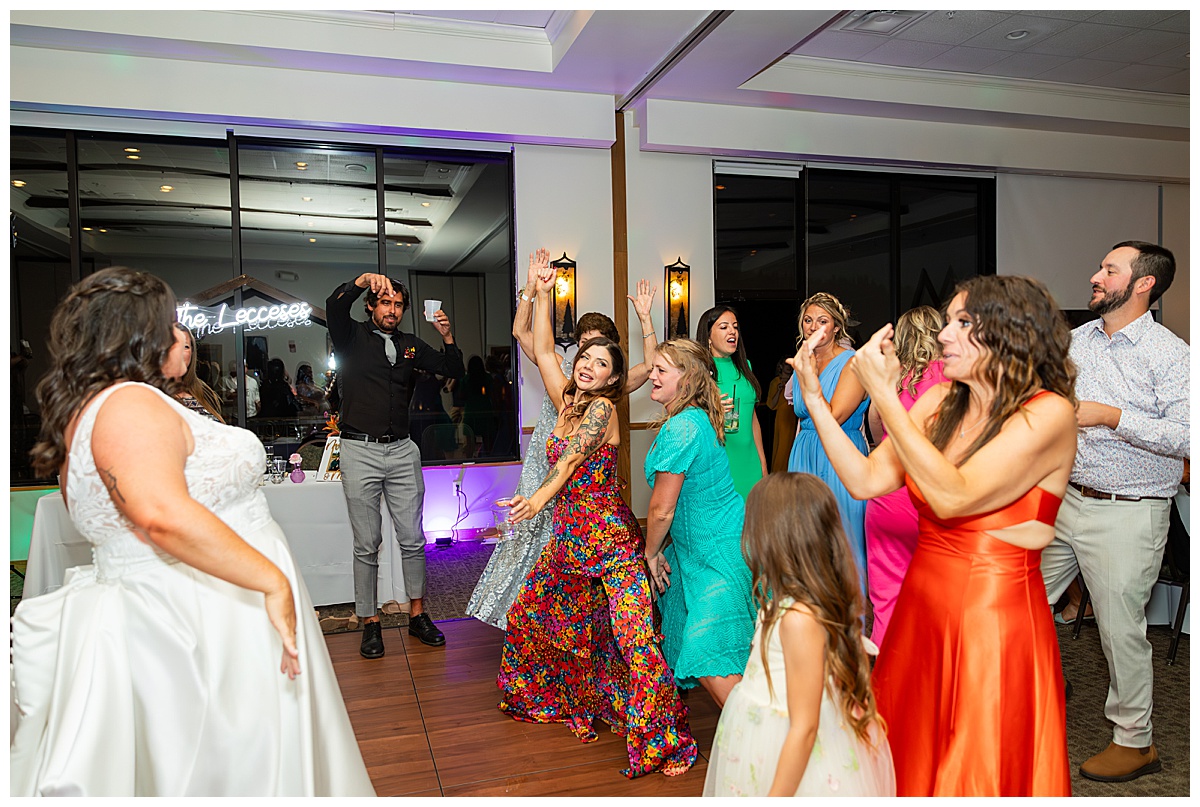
[
  {"xmin": 511, "ymin": 143, "xmax": 614, "ymax": 429},
  {"xmin": 639, "ymin": 98, "xmax": 1188, "ymax": 184},
  {"xmin": 1160, "ymin": 184, "xmax": 1190, "ymax": 344},
  {"xmin": 623, "ymin": 115, "xmax": 716, "ymax": 517},
  {"xmin": 995, "ymin": 175, "xmax": 1172, "ymax": 315}
]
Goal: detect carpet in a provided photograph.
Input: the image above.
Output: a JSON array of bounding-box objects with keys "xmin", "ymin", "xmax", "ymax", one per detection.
[{"xmin": 313, "ymin": 538, "xmax": 496, "ymax": 633}]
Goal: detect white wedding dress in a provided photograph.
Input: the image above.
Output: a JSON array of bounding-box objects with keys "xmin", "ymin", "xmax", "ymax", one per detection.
[{"xmin": 10, "ymin": 382, "xmax": 375, "ymax": 796}]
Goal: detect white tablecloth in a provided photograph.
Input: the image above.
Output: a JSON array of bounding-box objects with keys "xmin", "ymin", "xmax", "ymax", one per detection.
[{"xmin": 24, "ymin": 480, "xmax": 407, "ymax": 608}]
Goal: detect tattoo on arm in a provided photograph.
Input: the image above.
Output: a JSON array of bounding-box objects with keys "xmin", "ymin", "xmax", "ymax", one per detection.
[
  {"xmin": 566, "ymin": 399, "xmax": 613, "ymax": 458},
  {"xmin": 536, "ymin": 466, "xmax": 560, "ymax": 493},
  {"xmin": 99, "ymin": 466, "xmax": 126, "ymax": 505}
]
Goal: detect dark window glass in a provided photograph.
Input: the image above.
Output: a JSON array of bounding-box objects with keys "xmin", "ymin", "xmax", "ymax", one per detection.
[
  {"xmin": 713, "ymin": 166, "xmax": 994, "ymax": 469},
  {"xmin": 11, "ymin": 127, "xmax": 520, "ymax": 482},
  {"xmin": 806, "ymin": 171, "xmax": 892, "ymax": 345},
  {"xmin": 384, "ymin": 151, "xmax": 515, "ymax": 461},
  {"xmin": 233, "ymin": 141, "xmax": 375, "ymax": 445},
  {"xmin": 898, "ymin": 179, "xmax": 982, "ymax": 311},
  {"xmin": 714, "ymin": 174, "xmax": 797, "ymax": 297},
  {"xmin": 11, "ymin": 130, "xmax": 72, "ymax": 484}
]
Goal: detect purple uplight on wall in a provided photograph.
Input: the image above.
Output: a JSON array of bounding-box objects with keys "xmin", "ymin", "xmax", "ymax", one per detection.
[{"xmin": 421, "ymin": 463, "xmax": 522, "ymax": 543}]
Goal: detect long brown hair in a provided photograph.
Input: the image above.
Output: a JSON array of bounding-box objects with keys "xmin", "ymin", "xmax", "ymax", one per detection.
[
  {"xmin": 742, "ymin": 473, "xmax": 883, "ymax": 746},
  {"xmin": 928, "ymin": 275, "xmax": 1076, "ymax": 464},
  {"xmin": 560, "ymin": 336, "xmax": 627, "ymax": 421},
  {"xmin": 893, "ymin": 305, "xmax": 943, "ymax": 398},
  {"xmin": 649, "ymin": 339, "xmax": 725, "ymax": 444},
  {"xmin": 31, "ymin": 267, "xmax": 179, "ymax": 477},
  {"xmin": 175, "ymin": 324, "xmax": 225, "ymax": 423}
]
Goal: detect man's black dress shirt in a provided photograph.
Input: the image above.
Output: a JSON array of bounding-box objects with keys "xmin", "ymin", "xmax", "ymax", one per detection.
[{"xmin": 326, "ymin": 281, "xmax": 464, "ymax": 439}]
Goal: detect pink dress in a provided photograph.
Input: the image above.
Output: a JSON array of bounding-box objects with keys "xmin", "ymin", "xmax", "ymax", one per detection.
[{"xmin": 863, "ymin": 361, "xmax": 945, "ymax": 648}]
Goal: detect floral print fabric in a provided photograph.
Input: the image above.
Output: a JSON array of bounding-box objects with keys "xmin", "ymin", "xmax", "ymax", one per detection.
[{"xmin": 497, "ymin": 436, "xmax": 697, "ymax": 778}]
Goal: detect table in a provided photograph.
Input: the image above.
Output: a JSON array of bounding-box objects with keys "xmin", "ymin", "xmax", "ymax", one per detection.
[{"xmin": 24, "ymin": 480, "xmax": 407, "ymax": 608}]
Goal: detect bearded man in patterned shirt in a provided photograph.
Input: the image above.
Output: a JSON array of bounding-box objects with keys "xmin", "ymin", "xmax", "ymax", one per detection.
[{"xmin": 1041, "ymin": 241, "xmax": 1189, "ymax": 783}]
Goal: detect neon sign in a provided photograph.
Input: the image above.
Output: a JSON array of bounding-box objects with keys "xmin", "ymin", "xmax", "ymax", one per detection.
[{"xmin": 176, "ymin": 301, "xmax": 313, "ymax": 337}]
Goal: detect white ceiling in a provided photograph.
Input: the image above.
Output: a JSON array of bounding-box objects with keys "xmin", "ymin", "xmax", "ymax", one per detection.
[
  {"xmin": 795, "ymin": 10, "xmax": 1189, "ymax": 95},
  {"xmin": 9, "ymin": 9, "xmax": 1189, "ymax": 273}
]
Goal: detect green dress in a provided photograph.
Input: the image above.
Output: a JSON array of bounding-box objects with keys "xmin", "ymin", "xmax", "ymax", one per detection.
[
  {"xmin": 645, "ymin": 407, "xmax": 754, "ymax": 689},
  {"xmin": 713, "ymin": 355, "xmax": 763, "ymax": 499}
]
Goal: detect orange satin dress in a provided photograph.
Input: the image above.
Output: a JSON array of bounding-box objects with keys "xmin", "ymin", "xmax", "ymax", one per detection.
[{"xmin": 872, "ymin": 474, "xmax": 1071, "ymax": 797}]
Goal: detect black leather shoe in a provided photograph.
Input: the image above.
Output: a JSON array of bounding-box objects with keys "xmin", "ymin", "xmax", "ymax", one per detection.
[
  {"xmin": 408, "ymin": 613, "xmax": 445, "ymax": 647},
  {"xmin": 360, "ymin": 620, "xmax": 385, "ymax": 659}
]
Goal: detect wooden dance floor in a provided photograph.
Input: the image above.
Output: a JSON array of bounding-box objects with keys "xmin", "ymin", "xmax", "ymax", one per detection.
[{"xmin": 327, "ymin": 617, "xmax": 720, "ymax": 796}]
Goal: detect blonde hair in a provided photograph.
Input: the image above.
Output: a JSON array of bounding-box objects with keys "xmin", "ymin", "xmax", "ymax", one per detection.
[
  {"xmin": 893, "ymin": 306, "xmax": 942, "ymax": 398},
  {"xmin": 797, "ymin": 292, "xmax": 853, "ymax": 348},
  {"xmin": 649, "ymin": 339, "xmax": 726, "ymax": 444},
  {"xmin": 742, "ymin": 473, "xmax": 884, "ymax": 747}
]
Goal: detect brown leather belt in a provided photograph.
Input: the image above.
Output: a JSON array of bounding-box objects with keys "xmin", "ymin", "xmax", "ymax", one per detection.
[{"xmin": 1069, "ymin": 481, "xmax": 1169, "ymax": 502}]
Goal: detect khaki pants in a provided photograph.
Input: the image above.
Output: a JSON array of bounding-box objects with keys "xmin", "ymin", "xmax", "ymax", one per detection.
[{"xmin": 1041, "ymin": 485, "xmax": 1170, "ymax": 747}]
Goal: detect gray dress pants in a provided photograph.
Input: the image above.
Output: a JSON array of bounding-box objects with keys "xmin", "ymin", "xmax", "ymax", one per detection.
[{"xmin": 338, "ymin": 437, "xmax": 427, "ymax": 617}]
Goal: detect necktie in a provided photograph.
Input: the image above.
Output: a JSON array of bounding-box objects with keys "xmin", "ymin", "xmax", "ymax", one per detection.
[{"xmin": 373, "ymin": 330, "xmax": 396, "ymax": 365}]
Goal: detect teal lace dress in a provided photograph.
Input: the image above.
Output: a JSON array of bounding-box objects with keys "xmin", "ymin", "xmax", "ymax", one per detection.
[{"xmin": 645, "ymin": 407, "xmax": 755, "ymax": 688}]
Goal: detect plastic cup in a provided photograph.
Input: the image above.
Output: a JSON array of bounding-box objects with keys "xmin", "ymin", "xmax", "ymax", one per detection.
[{"xmin": 424, "ymin": 299, "xmax": 441, "ymax": 323}]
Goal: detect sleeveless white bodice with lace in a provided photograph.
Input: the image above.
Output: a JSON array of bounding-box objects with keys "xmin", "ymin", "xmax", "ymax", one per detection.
[
  {"xmin": 66, "ymin": 382, "xmax": 275, "ymax": 582},
  {"xmin": 11, "ymin": 381, "xmax": 374, "ymax": 796}
]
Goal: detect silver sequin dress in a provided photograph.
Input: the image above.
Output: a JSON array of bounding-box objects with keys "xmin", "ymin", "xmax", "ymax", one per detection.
[{"xmin": 466, "ymin": 354, "xmax": 571, "ymax": 629}]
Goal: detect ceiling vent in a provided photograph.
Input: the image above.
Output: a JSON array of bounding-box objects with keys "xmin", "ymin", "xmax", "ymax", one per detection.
[{"xmin": 835, "ymin": 10, "xmax": 931, "ymax": 36}]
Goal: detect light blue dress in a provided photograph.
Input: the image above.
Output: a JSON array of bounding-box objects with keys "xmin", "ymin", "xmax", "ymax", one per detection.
[
  {"xmin": 645, "ymin": 407, "xmax": 754, "ymax": 689},
  {"xmin": 789, "ymin": 349, "xmax": 869, "ymax": 591},
  {"xmin": 466, "ymin": 355, "xmax": 571, "ymax": 629}
]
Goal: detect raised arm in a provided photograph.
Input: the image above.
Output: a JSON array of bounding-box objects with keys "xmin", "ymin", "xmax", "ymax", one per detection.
[
  {"xmin": 90, "ymin": 386, "xmax": 300, "ymax": 678},
  {"xmin": 853, "ymin": 324, "xmax": 1078, "ymax": 519},
  {"xmin": 507, "ymin": 398, "xmax": 616, "ymax": 522},
  {"xmin": 532, "ymin": 265, "xmax": 569, "ymax": 409},
  {"xmin": 625, "ymin": 279, "xmax": 658, "ymax": 393},
  {"xmin": 513, "ymin": 248, "xmax": 565, "ymax": 366},
  {"xmin": 791, "ymin": 328, "xmax": 908, "ymax": 500},
  {"xmin": 827, "ymin": 362, "xmax": 868, "ymax": 425}
]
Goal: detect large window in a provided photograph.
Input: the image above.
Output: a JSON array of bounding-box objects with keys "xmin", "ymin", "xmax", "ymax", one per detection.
[
  {"xmin": 714, "ymin": 166, "xmax": 995, "ymax": 468},
  {"xmin": 10, "ymin": 126, "xmax": 518, "ymax": 485}
]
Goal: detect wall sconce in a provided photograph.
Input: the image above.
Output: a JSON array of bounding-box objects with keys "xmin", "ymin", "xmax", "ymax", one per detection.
[
  {"xmin": 665, "ymin": 257, "xmax": 690, "ymax": 340},
  {"xmin": 550, "ymin": 252, "xmax": 577, "ymax": 347}
]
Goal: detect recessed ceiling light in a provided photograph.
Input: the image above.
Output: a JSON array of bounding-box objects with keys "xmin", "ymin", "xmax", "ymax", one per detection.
[
  {"xmin": 715, "ymin": 184, "xmax": 725, "ymax": 190},
  {"xmin": 308, "ymin": 237, "xmax": 316, "ymax": 243},
  {"xmin": 160, "ymin": 185, "xmax": 174, "ymax": 192},
  {"xmin": 124, "ymin": 147, "xmax": 140, "ymax": 153},
  {"xmin": 11, "ymin": 180, "xmax": 26, "ymax": 188},
  {"xmin": 437, "ymin": 168, "xmax": 450, "ymax": 174},
  {"xmin": 295, "ymin": 162, "xmax": 308, "ymax": 169},
  {"xmin": 82, "ymin": 226, "xmax": 93, "ymax": 231},
  {"xmin": 421, "ymin": 202, "xmax": 430, "ymax": 207},
  {"xmin": 345, "ymin": 163, "xmax": 368, "ymax": 172},
  {"xmin": 98, "ymin": 229, "xmax": 107, "ymax": 233},
  {"xmin": 306, "ymin": 220, "xmax": 315, "ymax": 226},
  {"xmin": 126, "ymin": 155, "xmax": 141, "ymax": 160},
  {"xmin": 1006, "ymin": 29, "xmax": 1030, "ymax": 40},
  {"xmin": 302, "ymin": 196, "xmax": 313, "ymax": 202}
]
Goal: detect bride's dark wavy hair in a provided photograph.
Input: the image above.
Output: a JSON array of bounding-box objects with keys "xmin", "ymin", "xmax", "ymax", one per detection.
[{"xmin": 30, "ymin": 267, "xmax": 179, "ymax": 476}]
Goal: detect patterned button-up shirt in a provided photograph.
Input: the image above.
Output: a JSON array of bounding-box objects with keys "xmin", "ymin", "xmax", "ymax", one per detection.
[{"xmin": 1069, "ymin": 311, "xmax": 1189, "ymax": 498}]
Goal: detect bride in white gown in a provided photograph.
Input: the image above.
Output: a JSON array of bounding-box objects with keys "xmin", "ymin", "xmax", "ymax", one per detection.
[{"xmin": 10, "ymin": 267, "xmax": 375, "ymax": 796}]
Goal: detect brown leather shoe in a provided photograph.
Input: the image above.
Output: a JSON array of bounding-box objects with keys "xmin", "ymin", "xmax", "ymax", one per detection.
[{"xmin": 1080, "ymin": 742, "xmax": 1161, "ymax": 782}]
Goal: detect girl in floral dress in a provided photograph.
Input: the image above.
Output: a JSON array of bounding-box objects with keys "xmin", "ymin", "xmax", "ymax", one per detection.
[
  {"xmin": 498, "ymin": 264, "xmax": 696, "ymax": 779},
  {"xmin": 704, "ymin": 473, "xmax": 894, "ymax": 796}
]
